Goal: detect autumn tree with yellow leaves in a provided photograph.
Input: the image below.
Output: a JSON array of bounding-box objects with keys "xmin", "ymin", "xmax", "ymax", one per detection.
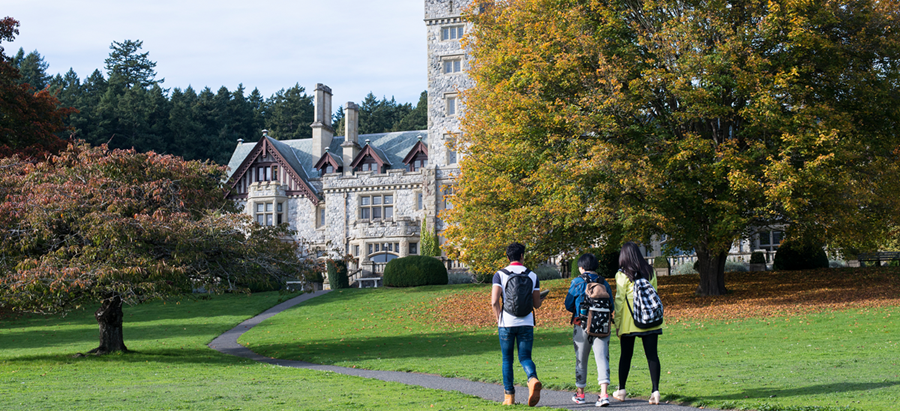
[{"xmin": 443, "ymin": 0, "xmax": 900, "ymax": 295}]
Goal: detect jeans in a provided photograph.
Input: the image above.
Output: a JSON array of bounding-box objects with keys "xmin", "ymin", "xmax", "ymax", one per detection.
[
  {"xmin": 573, "ymin": 325, "xmax": 610, "ymax": 387},
  {"xmin": 498, "ymin": 326, "xmax": 537, "ymax": 394}
]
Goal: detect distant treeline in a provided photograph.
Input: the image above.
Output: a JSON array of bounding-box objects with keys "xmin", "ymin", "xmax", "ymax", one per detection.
[{"xmin": 13, "ymin": 40, "xmax": 426, "ymax": 165}]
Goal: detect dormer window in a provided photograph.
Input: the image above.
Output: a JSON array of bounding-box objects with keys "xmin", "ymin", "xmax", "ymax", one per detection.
[
  {"xmin": 357, "ymin": 155, "xmax": 381, "ymax": 173},
  {"xmin": 408, "ymin": 152, "xmax": 428, "ymax": 172}
]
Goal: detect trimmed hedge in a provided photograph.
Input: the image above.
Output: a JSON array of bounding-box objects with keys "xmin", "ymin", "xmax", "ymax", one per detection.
[
  {"xmin": 653, "ymin": 256, "xmax": 670, "ymax": 268},
  {"xmin": 773, "ymin": 241, "xmax": 829, "ymax": 271},
  {"xmin": 327, "ymin": 259, "xmax": 350, "ymax": 289},
  {"xmin": 383, "ymin": 255, "xmax": 449, "ymax": 287},
  {"xmin": 750, "ymin": 251, "xmax": 766, "ymax": 264}
]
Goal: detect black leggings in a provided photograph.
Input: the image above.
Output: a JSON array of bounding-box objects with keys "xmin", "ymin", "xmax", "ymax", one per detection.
[{"xmin": 618, "ymin": 333, "xmax": 660, "ymax": 392}]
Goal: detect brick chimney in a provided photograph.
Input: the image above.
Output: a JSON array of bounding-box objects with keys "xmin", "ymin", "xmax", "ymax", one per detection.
[
  {"xmin": 311, "ymin": 83, "xmax": 334, "ymax": 159},
  {"xmin": 340, "ymin": 101, "xmax": 360, "ymax": 176}
]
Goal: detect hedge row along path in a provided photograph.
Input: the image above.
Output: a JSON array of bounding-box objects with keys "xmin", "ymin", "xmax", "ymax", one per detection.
[
  {"xmin": 209, "ymin": 290, "xmax": 701, "ymax": 410},
  {"xmin": 433, "ymin": 267, "xmax": 900, "ymax": 329}
]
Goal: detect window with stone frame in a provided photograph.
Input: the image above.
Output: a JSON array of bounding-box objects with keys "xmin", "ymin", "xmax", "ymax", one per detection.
[
  {"xmin": 446, "ymin": 95, "xmax": 458, "ymax": 116},
  {"xmin": 359, "ymin": 194, "xmax": 394, "ymax": 221},
  {"xmin": 443, "ymin": 58, "xmax": 462, "ymax": 74},
  {"xmin": 409, "ymin": 242, "xmax": 418, "ymax": 255},
  {"xmin": 442, "ymin": 186, "xmax": 454, "ymax": 210},
  {"xmin": 416, "ymin": 192, "xmax": 424, "ymax": 210},
  {"xmin": 441, "ymin": 25, "xmax": 464, "ymax": 40},
  {"xmin": 316, "ymin": 205, "xmax": 326, "ymax": 228},
  {"xmin": 255, "ymin": 200, "xmax": 284, "ymax": 226}
]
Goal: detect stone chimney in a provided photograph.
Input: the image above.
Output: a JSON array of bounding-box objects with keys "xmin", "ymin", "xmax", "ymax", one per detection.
[
  {"xmin": 311, "ymin": 83, "xmax": 334, "ymax": 159},
  {"xmin": 340, "ymin": 101, "xmax": 360, "ymax": 176}
]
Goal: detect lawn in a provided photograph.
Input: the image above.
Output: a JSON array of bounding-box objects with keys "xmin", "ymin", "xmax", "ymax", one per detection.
[
  {"xmin": 0, "ymin": 292, "xmax": 512, "ymax": 410},
  {"xmin": 241, "ymin": 267, "xmax": 900, "ymax": 411}
]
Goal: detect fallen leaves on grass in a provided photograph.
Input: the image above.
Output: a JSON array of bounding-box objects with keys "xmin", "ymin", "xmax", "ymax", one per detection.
[{"xmin": 430, "ymin": 267, "xmax": 900, "ymax": 328}]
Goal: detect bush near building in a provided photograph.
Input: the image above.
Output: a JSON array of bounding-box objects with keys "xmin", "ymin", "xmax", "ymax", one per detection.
[
  {"xmin": 773, "ymin": 241, "xmax": 829, "ymax": 271},
  {"xmin": 383, "ymin": 255, "xmax": 448, "ymax": 287}
]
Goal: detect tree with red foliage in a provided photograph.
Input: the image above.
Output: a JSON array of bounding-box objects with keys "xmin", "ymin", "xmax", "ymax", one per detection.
[
  {"xmin": 0, "ymin": 16, "xmax": 73, "ymax": 158},
  {"xmin": 0, "ymin": 142, "xmax": 317, "ymax": 354}
]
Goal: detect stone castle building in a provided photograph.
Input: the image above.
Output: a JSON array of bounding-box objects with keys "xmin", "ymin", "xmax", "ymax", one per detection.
[{"xmin": 224, "ymin": 0, "xmax": 474, "ymax": 272}]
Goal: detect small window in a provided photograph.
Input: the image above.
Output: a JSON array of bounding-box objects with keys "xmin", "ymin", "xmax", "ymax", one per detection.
[
  {"xmin": 446, "ymin": 96, "xmax": 457, "ymax": 116},
  {"xmin": 443, "ymin": 59, "xmax": 461, "ymax": 74},
  {"xmin": 442, "ymin": 26, "xmax": 464, "ymax": 40},
  {"xmin": 409, "ymin": 242, "xmax": 418, "ymax": 255},
  {"xmin": 417, "ymin": 192, "xmax": 423, "ymax": 210},
  {"xmin": 254, "ymin": 201, "xmax": 283, "ymax": 226},
  {"xmin": 354, "ymin": 245, "xmax": 359, "ymax": 256},
  {"xmin": 316, "ymin": 206, "xmax": 325, "ymax": 228},
  {"xmin": 447, "ymin": 149, "xmax": 457, "ymax": 165}
]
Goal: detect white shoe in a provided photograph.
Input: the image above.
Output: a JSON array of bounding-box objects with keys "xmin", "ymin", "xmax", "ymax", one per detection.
[
  {"xmin": 649, "ymin": 391, "xmax": 660, "ymax": 404},
  {"xmin": 612, "ymin": 389, "xmax": 627, "ymax": 402}
]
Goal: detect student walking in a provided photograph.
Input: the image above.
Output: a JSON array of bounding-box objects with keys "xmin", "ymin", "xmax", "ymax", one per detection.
[
  {"xmin": 613, "ymin": 242, "xmax": 664, "ymax": 405},
  {"xmin": 564, "ymin": 253, "xmax": 614, "ymax": 407},
  {"xmin": 490, "ymin": 242, "xmax": 544, "ymax": 406}
]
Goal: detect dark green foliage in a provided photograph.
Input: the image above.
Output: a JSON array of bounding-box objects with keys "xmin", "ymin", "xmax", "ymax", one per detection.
[
  {"xmin": 773, "ymin": 241, "xmax": 830, "ymax": 271},
  {"xmin": 104, "ymin": 39, "xmax": 161, "ymax": 88},
  {"xmin": 14, "ymin": 48, "xmax": 50, "ymax": 90},
  {"xmin": 597, "ymin": 251, "xmax": 619, "ymax": 278},
  {"xmin": 569, "ymin": 250, "xmax": 619, "ymax": 278},
  {"xmin": 263, "ymin": 84, "xmax": 313, "ymax": 140},
  {"xmin": 653, "ymin": 256, "xmax": 670, "ymax": 268},
  {"xmin": 327, "ymin": 259, "xmax": 350, "ymax": 290},
  {"xmin": 750, "ymin": 251, "xmax": 766, "ymax": 264},
  {"xmin": 383, "ymin": 255, "xmax": 449, "ymax": 287}
]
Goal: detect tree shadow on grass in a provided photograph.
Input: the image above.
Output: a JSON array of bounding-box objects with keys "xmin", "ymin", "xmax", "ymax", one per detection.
[{"xmin": 699, "ymin": 381, "xmax": 900, "ymax": 401}]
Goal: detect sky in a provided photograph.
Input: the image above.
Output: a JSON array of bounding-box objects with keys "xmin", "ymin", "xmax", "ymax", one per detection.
[{"xmin": 5, "ymin": 0, "xmax": 428, "ymax": 109}]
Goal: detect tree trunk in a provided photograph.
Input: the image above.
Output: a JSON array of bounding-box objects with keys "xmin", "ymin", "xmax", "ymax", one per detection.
[
  {"xmin": 88, "ymin": 295, "xmax": 128, "ymax": 355},
  {"xmin": 695, "ymin": 245, "xmax": 728, "ymax": 296}
]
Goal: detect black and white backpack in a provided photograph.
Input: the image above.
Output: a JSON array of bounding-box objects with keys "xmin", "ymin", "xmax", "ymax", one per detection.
[
  {"xmin": 579, "ymin": 274, "xmax": 612, "ymax": 338},
  {"xmin": 501, "ymin": 269, "xmax": 535, "ymax": 318},
  {"xmin": 629, "ymin": 275, "xmax": 664, "ymax": 329}
]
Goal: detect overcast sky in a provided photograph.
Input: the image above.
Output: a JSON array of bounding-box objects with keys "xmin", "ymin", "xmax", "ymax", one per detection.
[{"xmin": 5, "ymin": 0, "xmax": 427, "ymax": 109}]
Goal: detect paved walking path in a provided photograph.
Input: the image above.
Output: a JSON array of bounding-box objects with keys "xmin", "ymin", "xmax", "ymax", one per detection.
[{"xmin": 209, "ymin": 290, "xmax": 702, "ymax": 410}]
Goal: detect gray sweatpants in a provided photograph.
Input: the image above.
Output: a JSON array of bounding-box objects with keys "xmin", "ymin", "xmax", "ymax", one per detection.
[{"xmin": 573, "ymin": 325, "xmax": 611, "ymax": 388}]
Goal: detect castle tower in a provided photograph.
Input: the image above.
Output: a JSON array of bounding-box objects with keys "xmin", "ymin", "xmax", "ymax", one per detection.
[{"xmin": 425, "ymin": 0, "xmax": 473, "ymax": 169}]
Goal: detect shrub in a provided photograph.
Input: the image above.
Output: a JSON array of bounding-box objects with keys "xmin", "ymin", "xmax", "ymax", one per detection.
[
  {"xmin": 724, "ymin": 261, "xmax": 748, "ymax": 272},
  {"xmin": 448, "ymin": 272, "xmax": 474, "ymax": 284},
  {"xmin": 383, "ymin": 255, "xmax": 448, "ymax": 287},
  {"xmin": 534, "ymin": 265, "xmax": 561, "ymax": 281},
  {"xmin": 750, "ymin": 251, "xmax": 766, "ymax": 264},
  {"xmin": 327, "ymin": 259, "xmax": 350, "ymax": 289},
  {"xmin": 829, "ymin": 260, "xmax": 846, "ymax": 268},
  {"xmin": 772, "ymin": 241, "xmax": 829, "ymax": 271},
  {"xmin": 473, "ymin": 272, "xmax": 494, "ymax": 284},
  {"xmin": 653, "ymin": 256, "xmax": 670, "ymax": 268},
  {"xmin": 673, "ymin": 262, "xmax": 698, "ymax": 275}
]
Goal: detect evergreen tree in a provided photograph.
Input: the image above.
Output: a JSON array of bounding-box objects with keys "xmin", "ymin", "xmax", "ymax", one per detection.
[
  {"xmin": 14, "ymin": 48, "xmax": 50, "ymax": 90},
  {"xmin": 391, "ymin": 91, "xmax": 427, "ymax": 131},
  {"xmin": 104, "ymin": 39, "xmax": 162, "ymax": 89},
  {"xmin": 263, "ymin": 83, "xmax": 313, "ymax": 140}
]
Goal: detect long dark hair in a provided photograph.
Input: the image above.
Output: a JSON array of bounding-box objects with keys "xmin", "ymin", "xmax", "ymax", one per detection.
[{"xmin": 619, "ymin": 241, "xmax": 654, "ymax": 282}]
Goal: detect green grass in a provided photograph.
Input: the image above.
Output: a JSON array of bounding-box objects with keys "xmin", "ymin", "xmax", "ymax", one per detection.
[
  {"xmin": 0, "ymin": 292, "xmax": 512, "ymax": 410},
  {"xmin": 242, "ymin": 281, "xmax": 900, "ymax": 411}
]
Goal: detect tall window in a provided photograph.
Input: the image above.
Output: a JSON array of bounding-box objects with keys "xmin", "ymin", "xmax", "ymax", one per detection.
[
  {"xmin": 441, "ymin": 26, "xmax": 464, "ymax": 40},
  {"xmin": 447, "ymin": 149, "xmax": 457, "ymax": 165},
  {"xmin": 316, "ymin": 205, "xmax": 325, "ymax": 228},
  {"xmin": 442, "ymin": 187, "xmax": 454, "ymax": 210},
  {"xmin": 446, "ymin": 96, "xmax": 457, "ymax": 116},
  {"xmin": 359, "ymin": 194, "xmax": 393, "ymax": 220},
  {"xmin": 416, "ymin": 192, "xmax": 424, "ymax": 210},
  {"xmin": 255, "ymin": 201, "xmax": 283, "ymax": 226}
]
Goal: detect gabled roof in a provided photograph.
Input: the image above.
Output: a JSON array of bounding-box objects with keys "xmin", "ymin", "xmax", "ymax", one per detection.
[
  {"xmin": 224, "ymin": 135, "xmax": 320, "ymax": 205},
  {"xmin": 350, "ymin": 142, "xmax": 391, "ymax": 169},
  {"xmin": 402, "ymin": 138, "xmax": 428, "ymax": 165},
  {"xmin": 314, "ymin": 152, "xmax": 343, "ymax": 170}
]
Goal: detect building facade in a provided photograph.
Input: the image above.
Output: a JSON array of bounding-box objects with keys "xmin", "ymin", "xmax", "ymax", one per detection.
[{"xmin": 224, "ymin": 0, "xmax": 473, "ymax": 273}]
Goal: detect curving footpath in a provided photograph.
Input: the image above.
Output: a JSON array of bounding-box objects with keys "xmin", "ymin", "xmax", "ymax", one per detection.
[{"xmin": 209, "ymin": 290, "xmax": 703, "ymax": 410}]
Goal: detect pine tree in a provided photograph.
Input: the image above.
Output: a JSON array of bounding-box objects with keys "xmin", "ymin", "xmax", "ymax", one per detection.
[
  {"xmin": 263, "ymin": 83, "xmax": 313, "ymax": 140},
  {"xmin": 104, "ymin": 39, "xmax": 162, "ymax": 89},
  {"xmin": 15, "ymin": 48, "xmax": 50, "ymax": 90}
]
